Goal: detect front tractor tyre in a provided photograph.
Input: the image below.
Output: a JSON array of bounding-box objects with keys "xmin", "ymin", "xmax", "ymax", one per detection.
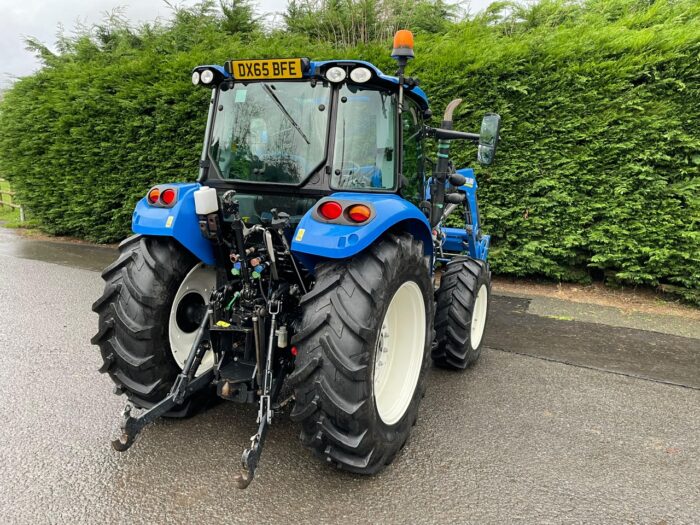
[
  {"xmin": 432, "ymin": 257, "xmax": 491, "ymax": 370},
  {"xmin": 290, "ymin": 233, "xmax": 434, "ymax": 474},
  {"xmin": 91, "ymin": 235, "xmax": 216, "ymax": 417}
]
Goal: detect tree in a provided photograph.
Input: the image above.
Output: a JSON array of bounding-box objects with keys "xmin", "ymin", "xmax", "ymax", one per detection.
[
  {"xmin": 220, "ymin": 0, "xmax": 261, "ymax": 36},
  {"xmin": 284, "ymin": 0, "xmax": 458, "ymax": 47}
]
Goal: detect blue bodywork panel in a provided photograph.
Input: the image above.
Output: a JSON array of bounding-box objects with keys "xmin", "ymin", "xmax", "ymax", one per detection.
[
  {"xmin": 291, "ymin": 192, "xmax": 432, "ymax": 271},
  {"xmin": 132, "ymin": 182, "xmax": 216, "ymax": 265},
  {"xmin": 426, "ymin": 168, "xmax": 490, "ymax": 262}
]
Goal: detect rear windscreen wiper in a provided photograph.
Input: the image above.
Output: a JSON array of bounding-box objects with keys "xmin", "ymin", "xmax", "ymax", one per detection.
[{"xmin": 262, "ymin": 84, "xmax": 310, "ymax": 145}]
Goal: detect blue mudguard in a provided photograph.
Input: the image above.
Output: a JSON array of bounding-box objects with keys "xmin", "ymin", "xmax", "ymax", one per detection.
[
  {"xmin": 291, "ymin": 192, "xmax": 432, "ymax": 271},
  {"xmin": 131, "ymin": 182, "xmax": 215, "ymax": 265}
]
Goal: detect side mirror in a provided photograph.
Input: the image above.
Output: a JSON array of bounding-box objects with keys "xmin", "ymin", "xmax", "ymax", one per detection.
[{"xmin": 477, "ymin": 113, "xmax": 501, "ymax": 166}]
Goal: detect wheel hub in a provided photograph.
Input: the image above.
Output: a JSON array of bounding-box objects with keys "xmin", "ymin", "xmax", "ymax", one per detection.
[
  {"xmin": 373, "ymin": 325, "xmax": 391, "ymax": 383},
  {"xmin": 168, "ymin": 263, "xmax": 216, "ymax": 372},
  {"xmin": 175, "ymin": 292, "xmax": 206, "ymax": 333}
]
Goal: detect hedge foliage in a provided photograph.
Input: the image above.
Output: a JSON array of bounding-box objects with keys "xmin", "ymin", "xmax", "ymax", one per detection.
[{"xmin": 0, "ymin": 0, "xmax": 698, "ymax": 301}]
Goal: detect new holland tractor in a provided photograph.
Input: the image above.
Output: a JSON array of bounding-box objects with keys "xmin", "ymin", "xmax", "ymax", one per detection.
[{"xmin": 92, "ymin": 30, "xmax": 500, "ymax": 488}]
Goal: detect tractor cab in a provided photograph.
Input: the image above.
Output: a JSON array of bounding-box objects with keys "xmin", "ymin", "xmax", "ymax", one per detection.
[{"xmin": 191, "ymin": 56, "xmax": 430, "ymax": 225}]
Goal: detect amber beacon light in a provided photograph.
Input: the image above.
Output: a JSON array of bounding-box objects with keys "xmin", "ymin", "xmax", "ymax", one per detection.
[{"xmin": 392, "ymin": 30, "xmax": 415, "ymax": 59}]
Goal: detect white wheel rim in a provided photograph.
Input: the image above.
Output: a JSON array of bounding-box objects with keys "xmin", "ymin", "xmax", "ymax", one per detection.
[
  {"xmin": 373, "ymin": 281, "xmax": 426, "ymax": 426},
  {"xmin": 168, "ymin": 263, "xmax": 216, "ymax": 373},
  {"xmin": 470, "ymin": 284, "xmax": 488, "ymax": 349}
]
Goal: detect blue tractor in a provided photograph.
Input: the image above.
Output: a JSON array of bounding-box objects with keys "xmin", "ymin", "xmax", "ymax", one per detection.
[{"xmin": 93, "ymin": 30, "xmax": 501, "ymax": 488}]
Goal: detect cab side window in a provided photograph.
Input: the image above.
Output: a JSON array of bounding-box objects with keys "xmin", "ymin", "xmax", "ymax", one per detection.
[
  {"xmin": 331, "ymin": 86, "xmax": 396, "ymax": 190},
  {"xmin": 401, "ymin": 100, "xmax": 425, "ymax": 199}
]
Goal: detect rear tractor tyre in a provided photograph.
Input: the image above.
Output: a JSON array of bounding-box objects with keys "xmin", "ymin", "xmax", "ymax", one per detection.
[
  {"xmin": 432, "ymin": 257, "xmax": 491, "ymax": 370},
  {"xmin": 290, "ymin": 233, "xmax": 434, "ymax": 474},
  {"xmin": 91, "ymin": 235, "xmax": 216, "ymax": 417}
]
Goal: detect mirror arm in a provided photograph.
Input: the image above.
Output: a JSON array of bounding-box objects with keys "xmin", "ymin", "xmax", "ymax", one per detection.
[{"xmin": 424, "ymin": 126, "xmax": 480, "ymax": 142}]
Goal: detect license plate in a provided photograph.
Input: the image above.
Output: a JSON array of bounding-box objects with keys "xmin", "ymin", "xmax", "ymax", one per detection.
[{"xmin": 228, "ymin": 58, "xmax": 303, "ymax": 80}]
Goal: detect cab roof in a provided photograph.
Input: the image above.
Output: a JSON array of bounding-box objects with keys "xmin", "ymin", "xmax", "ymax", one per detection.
[
  {"xmin": 310, "ymin": 60, "xmax": 429, "ymax": 110},
  {"xmin": 196, "ymin": 59, "xmax": 429, "ymax": 110}
]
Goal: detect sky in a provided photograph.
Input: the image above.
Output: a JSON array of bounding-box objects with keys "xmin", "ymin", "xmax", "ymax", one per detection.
[{"xmin": 0, "ymin": 0, "xmax": 492, "ymax": 89}]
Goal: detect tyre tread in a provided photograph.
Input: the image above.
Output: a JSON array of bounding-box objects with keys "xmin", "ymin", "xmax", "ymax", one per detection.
[
  {"xmin": 92, "ymin": 235, "xmax": 208, "ymax": 417},
  {"xmin": 432, "ymin": 256, "xmax": 490, "ymax": 370},
  {"xmin": 292, "ymin": 233, "xmax": 433, "ymax": 474}
]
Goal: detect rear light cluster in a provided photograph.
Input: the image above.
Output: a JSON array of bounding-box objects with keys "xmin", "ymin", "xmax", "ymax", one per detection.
[
  {"xmin": 147, "ymin": 186, "xmax": 178, "ymax": 207},
  {"xmin": 317, "ymin": 200, "xmax": 373, "ymax": 224}
]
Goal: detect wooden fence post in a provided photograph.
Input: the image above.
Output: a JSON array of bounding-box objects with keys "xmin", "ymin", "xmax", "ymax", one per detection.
[{"xmin": 0, "ymin": 177, "xmax": 24, "ymax": 222}]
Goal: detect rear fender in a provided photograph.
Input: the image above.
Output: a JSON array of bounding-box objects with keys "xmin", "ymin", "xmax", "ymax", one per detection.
[
  {"xmin": 131, "ymin": 182, "xmax": 215, "ymax": 265},
  {"xmin": 291, "ymin": 192, "xmax": 432, "ymax": 272}
]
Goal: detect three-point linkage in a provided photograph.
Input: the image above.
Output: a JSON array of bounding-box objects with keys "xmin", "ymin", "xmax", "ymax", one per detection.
[{"xmin": 111, "ymin": 307, "xmax": 214, "ymax": 452}]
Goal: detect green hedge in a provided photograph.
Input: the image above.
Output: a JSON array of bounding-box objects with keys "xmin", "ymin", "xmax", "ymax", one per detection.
[{"xmin": 0, "ymin": 0, "xmax": 698, "ymax": 302}]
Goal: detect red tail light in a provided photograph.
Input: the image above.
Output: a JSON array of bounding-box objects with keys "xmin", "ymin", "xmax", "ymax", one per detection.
[
  {"xmin": 147, "ymin": 188, "xmax": 160, "ymax": 204},
  {"xmin": 161, "ymin": 188, "xmax": 176, "ymax": 205},
  {"xmin": 319, "ymin": 201, "xmax": 343, "ymax": 220}
]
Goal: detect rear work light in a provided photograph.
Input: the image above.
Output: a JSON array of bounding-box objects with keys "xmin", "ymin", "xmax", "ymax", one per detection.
[
  {"xmin": 347, "ymin": 204, "xmax": 371, "ymax": 223},
  {"xmin": 325, "ymin": 67, "xmax": 347, "ymax": 83},
  {"xmin": 200, "ymin": 69, "xmax": 214, "ymax": 85},
  {"xmin": 349, "ymin": 67, "xmax": 371, "ymax": 84},
  {"xmin": 319, "ymin": 201, "xmax": 343, "ymax": 220}
]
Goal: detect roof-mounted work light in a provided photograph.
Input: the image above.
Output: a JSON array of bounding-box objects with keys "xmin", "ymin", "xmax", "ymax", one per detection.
[
  {"xmin": 191, "ymin": 66, "xmax": 228, "ymax": 88},
  {"xmin": 349, "ymin": 67, "xmax": 372, "ymax": 83},
  {"xmin": 325, "ymin": 66, "xmax": 347, "ymax": 83},
  {"xmin": 200, "ymin": 69, "xmax": 214, "ymax": 84}
]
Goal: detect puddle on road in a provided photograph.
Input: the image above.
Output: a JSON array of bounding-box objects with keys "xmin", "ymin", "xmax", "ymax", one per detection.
[{"xmin": 0, "ymin": 227, "xmax": 116, "ymax": 272}]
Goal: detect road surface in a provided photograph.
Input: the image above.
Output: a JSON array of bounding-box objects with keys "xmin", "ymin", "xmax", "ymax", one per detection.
[{"xmin": 0, "ymin": 228, "xmax": 698, "ymax": 524}]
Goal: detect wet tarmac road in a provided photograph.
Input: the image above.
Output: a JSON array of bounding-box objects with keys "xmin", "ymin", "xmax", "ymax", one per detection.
[
  {"xmin": 1, "ymin": 229, "xmax": 699, "ymax": 523},
  {"xmin": 0, "ymin": 229, "xmax": 117, "ymax": 272}
]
